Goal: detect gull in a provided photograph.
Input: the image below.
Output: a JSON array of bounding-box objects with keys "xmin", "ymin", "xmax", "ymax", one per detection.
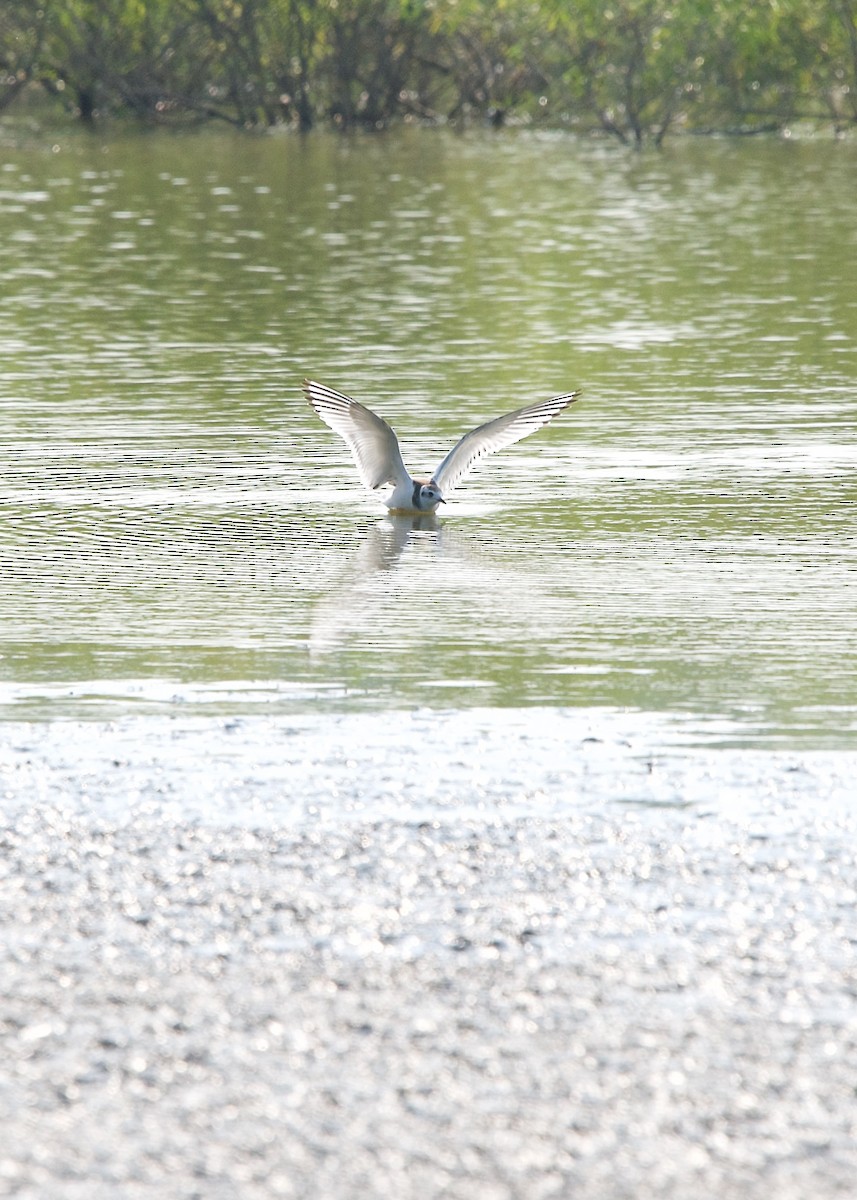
[{"xmin": 304, "ymin": 379, "xmax": 581, "ymax": 513}]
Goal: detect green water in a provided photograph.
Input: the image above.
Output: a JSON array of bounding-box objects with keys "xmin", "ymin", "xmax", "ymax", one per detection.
[{"xmin": 1, "ymin": 127, "xmax": 855, "ymax": 744}]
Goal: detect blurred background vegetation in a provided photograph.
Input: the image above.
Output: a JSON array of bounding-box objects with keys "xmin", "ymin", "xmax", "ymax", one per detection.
[{"xmin": 2, "ymin": 0, "xmax": 856, "ymax": 143}]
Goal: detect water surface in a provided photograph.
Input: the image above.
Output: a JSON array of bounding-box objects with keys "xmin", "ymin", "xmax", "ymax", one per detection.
[{"xmin": 1, "ymin": 128, "xmax": 855, "ymax": 749}]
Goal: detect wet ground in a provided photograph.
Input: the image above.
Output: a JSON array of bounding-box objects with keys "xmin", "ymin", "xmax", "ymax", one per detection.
[{"xmin": 2, "ymin": 713, "xmax": 856, "ymax": 1199}]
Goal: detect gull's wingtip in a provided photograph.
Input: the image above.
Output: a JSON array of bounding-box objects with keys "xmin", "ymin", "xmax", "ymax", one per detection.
[
  {"xmin": 304, "ymin": 378, "xmax": 327, "ymax": 409},
  {"xmin": 541, "ymin": 389, "xmax": 581, "ymax": 413}
]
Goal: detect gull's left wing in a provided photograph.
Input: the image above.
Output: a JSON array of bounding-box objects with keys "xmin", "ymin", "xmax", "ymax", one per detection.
[{"xmin": 431, "ymin": 391, "xmax": 581, "ymax": 497}]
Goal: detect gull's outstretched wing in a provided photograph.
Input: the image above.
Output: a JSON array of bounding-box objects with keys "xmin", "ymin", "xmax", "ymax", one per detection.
[
  {"xmin": 431, "ymin": 391, "xmax": 581, "ymax": 497},
  {"xmin": 304, "ymin": 380, "xmax": 411, "ymax": 491}
]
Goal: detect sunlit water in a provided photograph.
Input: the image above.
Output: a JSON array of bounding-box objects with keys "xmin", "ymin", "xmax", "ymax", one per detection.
[{"xmin": 1, "ymin": 127, "xmax": 855, "ymax": 796}]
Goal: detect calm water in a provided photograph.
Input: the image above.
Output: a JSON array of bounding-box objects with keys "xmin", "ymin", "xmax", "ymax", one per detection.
[{"xmin": 1, "ymin": 127, "xmax": 855, "ymax": 748}]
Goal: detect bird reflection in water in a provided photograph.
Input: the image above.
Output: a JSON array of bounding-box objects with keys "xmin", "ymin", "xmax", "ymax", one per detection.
[{"xmin": 308, "ymin": 513, "xmax": 442, "ymax": 657}]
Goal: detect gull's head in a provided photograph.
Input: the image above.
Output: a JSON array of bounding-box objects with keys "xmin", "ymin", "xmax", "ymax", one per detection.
[{"xmin": 418, "ymin": 482, "xmax": 445, "ymax": 512}]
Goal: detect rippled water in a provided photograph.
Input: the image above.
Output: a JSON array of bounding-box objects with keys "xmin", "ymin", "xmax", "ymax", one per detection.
[{"xmin": 1, "ymin": 128, "xmax": 855, "ymax": 748}]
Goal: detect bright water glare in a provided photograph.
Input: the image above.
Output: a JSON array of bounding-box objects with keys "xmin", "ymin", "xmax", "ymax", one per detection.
[{"xmin": 1, "ymin": 128, "xmax": 855, "ymax": 749}]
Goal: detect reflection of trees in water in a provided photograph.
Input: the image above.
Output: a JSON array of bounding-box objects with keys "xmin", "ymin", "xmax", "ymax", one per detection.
[{"xmin": 2, "ymin": 1, "xmax": 855, "ymax": 140}]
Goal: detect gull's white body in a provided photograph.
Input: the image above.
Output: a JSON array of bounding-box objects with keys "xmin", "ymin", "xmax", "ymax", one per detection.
[{"xmin": 304, "ymin": 379, "xmax": 580, "ymax": 513}]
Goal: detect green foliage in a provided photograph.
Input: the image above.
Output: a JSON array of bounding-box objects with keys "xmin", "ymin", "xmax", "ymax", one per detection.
[
  {"xmin": 541, "ymin": 0, "xmax": 709, "ymax": 144},
  {"xmin": 1, "ymin": 0, "xmax": 855, "ymax": 139},
  {"xmin": 0, "ymin": 1, "xmax": 50, "ymax": 111}
]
